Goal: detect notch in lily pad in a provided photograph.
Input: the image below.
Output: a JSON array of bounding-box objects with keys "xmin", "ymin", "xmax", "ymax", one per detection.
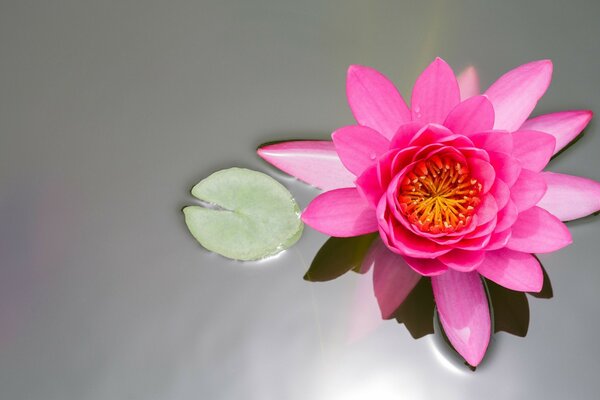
[{"xmin": 183, "ymin": 167, "xmax": 304, "ymax": 261}]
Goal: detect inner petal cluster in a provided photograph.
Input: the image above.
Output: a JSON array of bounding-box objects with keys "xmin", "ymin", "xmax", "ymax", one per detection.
[{"xmin": 398, "ymin": 156, "xmax": 482, "ymax": 234}]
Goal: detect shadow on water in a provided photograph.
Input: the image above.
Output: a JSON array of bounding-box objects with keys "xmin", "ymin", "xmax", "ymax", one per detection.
[{"xmin": 304, "ymin": 234, "xmax": 554, "ymax": 369}]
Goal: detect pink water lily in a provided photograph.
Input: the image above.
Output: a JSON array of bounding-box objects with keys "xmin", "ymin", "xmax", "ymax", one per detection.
[{"xmin": 258, "ymin": 58, "xmax": 600, "ymax": 366}]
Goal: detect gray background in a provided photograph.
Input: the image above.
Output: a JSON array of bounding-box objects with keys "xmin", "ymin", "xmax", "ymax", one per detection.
[{"xmin": 1, "ymin": 0, "xmax": 599, "ymax": 399}]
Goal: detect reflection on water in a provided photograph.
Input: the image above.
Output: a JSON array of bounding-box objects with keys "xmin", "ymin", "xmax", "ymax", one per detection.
[
  {"xmin": 392, "ymin": 278, "xmax": 434, "ymax": 339},
  {"xmin": 304, "ymin": 234, "xmax": 553, "ymax": 369}
]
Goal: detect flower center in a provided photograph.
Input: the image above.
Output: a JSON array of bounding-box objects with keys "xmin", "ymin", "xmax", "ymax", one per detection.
[{"xmin": 398, "ymin": 156, "xmax": 482, "ymax": 234}]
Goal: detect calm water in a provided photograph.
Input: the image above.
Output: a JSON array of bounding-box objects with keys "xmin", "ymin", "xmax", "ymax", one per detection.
[{"xmin": 1, "ymin": 0, "xmax": 600, "ymax": 399}]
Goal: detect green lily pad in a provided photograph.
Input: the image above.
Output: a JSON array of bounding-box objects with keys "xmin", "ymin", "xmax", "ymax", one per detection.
[{"xmin": 183, "ymin": 167, "xmax": 303, "ymax": 261}]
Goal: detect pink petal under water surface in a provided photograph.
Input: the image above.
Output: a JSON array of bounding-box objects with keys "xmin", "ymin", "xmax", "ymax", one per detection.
[
  {"xmin": 432, "ymin": 269, "xmax": 491, "ymax": 367},
  {"xmin": 368, "ymin": 240, "xmax": 421, "ymax": 319},
  {"xmin": 457, "ymin": 66, "xmax": 480, "ymax": 100}
]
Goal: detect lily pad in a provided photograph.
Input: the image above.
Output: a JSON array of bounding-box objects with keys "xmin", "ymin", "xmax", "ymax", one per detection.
[{"xmin": 183, "ymin": 167, "xmax": 303, "ymax": 261}]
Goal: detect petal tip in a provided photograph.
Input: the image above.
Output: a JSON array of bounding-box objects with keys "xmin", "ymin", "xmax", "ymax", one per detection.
[
  {"xmin": 256, "ymin": 146, "xmax": 267, "ymax": 157},
  {"xmin": 530, "ymin": 59, "xmax": 553, "ymax": 73},
  {"xmin": 347, "ymin": 64, "xmax": 369, "ymax": 77}
]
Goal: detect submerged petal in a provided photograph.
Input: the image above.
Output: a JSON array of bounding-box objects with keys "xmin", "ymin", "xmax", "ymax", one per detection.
[
  {"xmin": 257, "ymin": 141, "xmax": 355, "ymax": 190},
  {"xmin": 478, "ymin": 249, "xmax": 543, "ymax": 292},
  {"xmin": 411, "ymin": 58, "xmax": 461, "ymax": 124},
  {"xmin": 302, "ymin": 188, "xmax": 378, "ymax": 237},
  {"xmin": 369, "ymin": 240, "xmax": 422, "ymax": 318},
  {"xmin": 485, "ymin": 60, "xmax": 553, "ymax": 131},
  {"xmin": 432, "ymin": 270, "xmax": 491, "ymax": 367},
  {"xmin": 537, "ymin": 172, "xmax": 600, "ymax": 221},
  {"xmin": 347, "ymin": 65, "xmax": 411, "ymax": 139},
  {"xmin": 520, "ymin": 110, "xmax": 593, "ymax": 155},
  {"xmin": 457, "ymin": 66, "xmax": 480, "ymax": 100}
]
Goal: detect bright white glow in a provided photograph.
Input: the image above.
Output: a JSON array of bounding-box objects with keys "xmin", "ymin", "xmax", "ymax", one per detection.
[
  {"xmin": 321, "ymin": 373, "xmax": 424, "ymax": 400},
  {"xmin": 427, "ymin": 335, "xmax": 468, "ymax": 376}
]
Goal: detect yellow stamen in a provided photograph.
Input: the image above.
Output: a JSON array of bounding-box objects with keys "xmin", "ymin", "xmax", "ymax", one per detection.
[{"xmin": 397, "ymin": 156, "xmax": 481, "ymax": 234}]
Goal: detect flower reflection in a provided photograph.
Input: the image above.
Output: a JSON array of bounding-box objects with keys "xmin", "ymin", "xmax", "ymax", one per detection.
[{"xmin": 306, "ymin": 235, "xmax": 552, "ymax": 368}]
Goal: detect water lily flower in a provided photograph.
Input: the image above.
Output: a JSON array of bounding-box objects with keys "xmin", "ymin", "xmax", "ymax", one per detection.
[{"xmin": 258, "ymin": 58, "xmax": 600, "ymax": 366}]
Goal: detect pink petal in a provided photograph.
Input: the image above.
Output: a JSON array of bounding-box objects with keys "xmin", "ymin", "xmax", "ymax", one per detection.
[
  {"xmin": 439, "ymin": 249, "xmax": 486, "ymax": 272},
  {"xmin": 457, "ymin": 66, "xmax": 480, "ymax": 100},
  {"xmin": 369, "ymin": 240, "xmax": 421, "ymax": 318},
  {"xmin": 485, "ymin": 60, "xmax": 553, "ymax": 131},
  {"xmin": 478, "ymin": 249, "xmax": 543, "ymax": 292},
  {"xmin": 488, "ymin": 151, "xmax": 522, "ymax": 187},
  {"xmin": 377, "ymin": 198, "xmax": 450, "ymax": 259},
  {"xmin": 257, "ymin": 141, "xmax": 355, "ymax": 190},
  {"xmin": 432, "ymin": 270, "xmax": 491, "ymax": 367},
  {"xmin": 485, "ymin": 229, "xmax": 512, "ymax": 250},
  {"xmin": 469, "ymin": 130, "xmax": 513, "ymax": 154},
  {"xmin": 452, "ymin": 234, "xmax": 492, "ymax": 252},
  {"xmin": 346, "ymin": 271, "xmax": 383, "ymax": 343},
  {"xmin": 495, "ymin": 200, "xmax": 519, "ymax": 232},
  {"xmin": 490, "ymin": 179, "xmax": 511, "ymax": 210},
  {"xmin": 389, "ymin": 121, "xmax": 424, "ymax": 149},
  {"xmin": 511, "ymin": 130, "xmax": 556, "ymax": 172},
  {"xmin": 355, "ymin": 164, "xmax": 383, "ymax": 209},
  {"xmin": 466, "ymin": 217, "xmax": 497, "ymax": 239},
  {"xmin": 468, "ymin": 158, "xmax": 496, "ymax": 193},
  {"xmin": 347, "ymin": 65, "xmax": 411, "ymax": 139},
  {"xmin": 386, "ymin": 220, "xmax": 451, "ymax": 259},
  {"xmin": 302, "ymin": 188, "xmax": 378, "ymax": 237},
  {"xmin": 537, "ymin": 172, "xmax": 600, "ymax": 221},
  {"xmin": 408, "ymin": 123, "xmax": 454, "ymax": 146},
  {"xmin": 403, "ymin": 255, "xmax": 448, "ymax": 276},
  {"xmin": 506, "ymin": 206, "xmax": 572, "ymax": 253},
  {"xmin": 443, "ymin": 95, "xmax": 495, "ymax": 136},
  {"xmin": 332, "ymin": 125, "xmax": 390, "ymax": 176},
  {"xmin": 510, "ymin": 169, "xmax": 548, "ymax": 212},
  {"xmin": 475, "ymin": 194, "xmax": 498, "ymax": 225},
  {"xmin": 521, "ymin": 110, "xmax": 593, "ymax": 155},
  {"xmin": 411, "ymin": 58, "xmax": 461, "ymax": 124}
]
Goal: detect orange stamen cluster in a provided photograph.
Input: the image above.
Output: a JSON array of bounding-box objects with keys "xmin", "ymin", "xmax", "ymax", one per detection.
[{"xmin": 398, "ymin": 155, "xmax": 482, "ymax": 234}]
